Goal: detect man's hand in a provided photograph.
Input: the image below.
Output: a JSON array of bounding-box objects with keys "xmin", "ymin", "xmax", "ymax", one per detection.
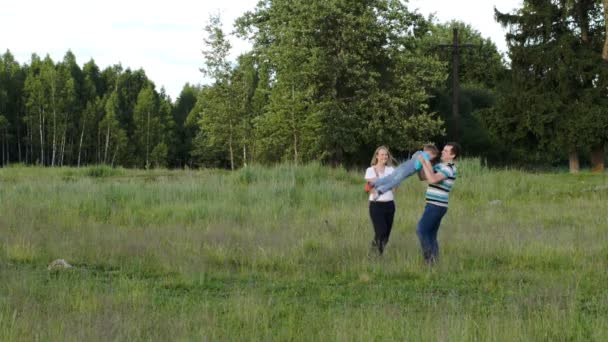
[{"xmin": 417, "ymin": 170, "xmax": 426, "ymax": 181}]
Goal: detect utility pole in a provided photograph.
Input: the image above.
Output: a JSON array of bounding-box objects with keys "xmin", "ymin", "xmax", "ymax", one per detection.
[{"xmin": 437, "ymin": 27, "xmax": 479, "ymax": 142}]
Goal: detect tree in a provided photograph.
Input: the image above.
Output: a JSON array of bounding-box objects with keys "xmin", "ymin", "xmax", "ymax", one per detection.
[
  {"xmin": 422, "ymin": 21, "xmax": 507, "ymax": 159},
  {"xmin": 0, "ymin": 50, "xmax": 191, "ymax": 168},
  {"xmin": 77, "ymin": 60, "xmax": 103, "ymax": 167},
  {"xmin": 172, "ymin": 83, "xmax": 200, "ymax": 167},
  {"xmin": 0, "ymin": 115, "xmax": 9, "ymax": 165},
  {"xmin": 56, "ymin": 52, "xmax": 81, "ymax": 166},
  {"xmin": 100, "ymin": 92, "xmax": 127, "ymax": 166},
  {"xmin": 158, "ymin": 88, "xmax": 177, "ymax": 168},
  {"xmin": 603, "ymin": 0, "xmax": 608, "ymax": 61},
  {"xmin": 23, "ymin": 54, "xmax": 49, "ymax": 165},
  {"xmin": 237, "ymin": 0, "xmax": 446, "ymax": 165},
  {"xmin": 133, "ymin": 85, "xmax": 158, "ymax": 168},
  {"xmin": 490, "ymin": 0, "xmax": 608, "ymax": 172},
  {"xmin": 78, "ymin": 97, "xmax": 101, "ymax": 166},
  {"xmin": 195, "ymin": 13, "xmax": 241, "ymax": 170},
  {"xmin": 0, "ymin": 50, "xmax": 26, "ymax": 164},
  {"xmin": 150, "ymin": 142, "xmax": 168, "ymax": 168}
]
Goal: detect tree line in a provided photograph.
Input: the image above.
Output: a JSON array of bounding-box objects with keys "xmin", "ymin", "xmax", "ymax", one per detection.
[
  {"xmin": 0, "ymin": 51, "xmax": 180, "ymax": 168},
  {"xmin": 0, "ymin": 0, "xmax": 606, "ymax": 171}
]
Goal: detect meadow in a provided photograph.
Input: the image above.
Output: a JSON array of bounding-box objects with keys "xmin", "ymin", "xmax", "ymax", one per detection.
[{"xmin": 1, "ymin": 161, "xmax": 607, "ymax": 341}]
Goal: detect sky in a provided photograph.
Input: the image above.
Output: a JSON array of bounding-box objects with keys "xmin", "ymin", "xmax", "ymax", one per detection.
[{"xmin": 1, "ymin": 0, "xmax": 522, "ymax": 101}]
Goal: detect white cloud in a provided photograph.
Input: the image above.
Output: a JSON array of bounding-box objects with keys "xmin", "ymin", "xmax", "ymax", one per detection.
[
  {"xmin": 1, "ymin": 0, "xmax": 522, "ymax": 99},
  {"xmin": 1, "ymin": 0, "xmax": 258, "ymax": 99},
  {"xmin": 408, "ymin": 0, "xmax": 523, "ymax": 53}
]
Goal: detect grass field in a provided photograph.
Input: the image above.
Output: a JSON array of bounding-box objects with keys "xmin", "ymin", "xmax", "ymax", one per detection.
[{"xmin": 1, "ymin": 161, "xmax": 607, "ymax": 340}]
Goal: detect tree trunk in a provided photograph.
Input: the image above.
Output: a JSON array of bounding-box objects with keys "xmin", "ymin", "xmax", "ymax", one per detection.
[
  {"xmin": 291, "ymin": 84, "xmax": 298, "ymax": 165},
  {"xmin": 6, "ymin": 132, "xmax": 9, "ymax": 165},
  {"xmin": 51, "ymin": 90, "xmax": 56, "ymax": 167},
  {"xmin": 602, "ymin": 0, "xmax": 608, "ymax": 63},
  {"xmin": 242, "ymin": 145, "xmax": 247, "ymax": 167},
  {"xmin": 39, "ymin": 107, "xmax": 44, "ymax": 166},
  {"xmin": 25, "ymin": 120, "xmax": 30, "ymax": 164},
  {"xmin": 568, "ymin": 149, "xmax": 580, "ymax": 174},
  {"xmin": 77, "ymin": 115, "xmax": 86, "ymax": 167},
  {"xmin": 596, "ymin": 1, "xmax": 607, "ymax": 172},
  {"xmin": 60, "ymin": 124, "xmax": 67, "ymax": 166},
  {"xmin": 3, "ymin": 134, "xmax": 6, "ymax": 166},
  {"xmin": 97, "ymin": 126, "xmax": 101, "ymax": 164},
  {"xmin": 51, "ymin": 109, "xmax": 56, "ymax": 166},
  {"xmin": 17, "ymin": 115, "xmax": 21, "ymax": 163},
  {"xmin": 577, "ymin": 0, "xmax": 590, "ymax": 44},
  {"xmin": 452, "ymin": 29, "xmax": 461, "ymax": 142},
  {"xmin": 291, "ymin": 108, "xmax": 298, "ymax": 165},
  {"xmin": 104, "ymin": 125, "xmax": 111, "ymax": 164},
  {"xmin": 146, "ymin": 110, "xmax": 150, "ymax": 168},
  {"xmin": 229, "ymin": 122, "xmax": 234, "ymax": 171},
  {"xmin": 330, "ymin": 146, "xmax": 343, "ymax": 167},
  {"xmin": 6, "ymin": 134, "xmax": 9, "ymax": 165},
  {"xmin": 2, "ymin": 132, "xmax": 6, "ymax": 166},
  {"xmin": 591, "ymin": 144, "xmax": 605, "ymax": 173},
  {"xmin": 111, "ymin": 143, "xmax": 119, "ymax": 167},
  {"xmin": 1, "ymin": 131, "xmax": 5, "ymax": 166}
]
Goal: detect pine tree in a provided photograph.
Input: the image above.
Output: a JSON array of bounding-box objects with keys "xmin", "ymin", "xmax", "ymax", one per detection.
[{"xmin": 490, "ymin": 0, "xmax": 608, "ymax": 171}]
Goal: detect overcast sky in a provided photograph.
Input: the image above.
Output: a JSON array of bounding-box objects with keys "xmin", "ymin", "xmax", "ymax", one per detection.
[{"xmin": 1, "ymin": 0, "xmax": 522, "ymax": 100}]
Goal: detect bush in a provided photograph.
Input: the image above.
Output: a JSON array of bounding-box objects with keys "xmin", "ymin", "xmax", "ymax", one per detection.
[{"xmin": 85, "ymin": 165, "xmax": 122, "ymax": 178}]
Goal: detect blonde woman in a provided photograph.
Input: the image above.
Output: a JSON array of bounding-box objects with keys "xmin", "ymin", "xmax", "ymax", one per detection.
[{"xmin": 364, "ymin": 146, "xmax": 396, "ymax": 257}]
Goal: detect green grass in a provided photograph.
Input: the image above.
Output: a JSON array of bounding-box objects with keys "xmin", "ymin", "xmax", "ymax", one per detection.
[{"xmin": 1, "ymin": 161, "xmax": 607, "ymax": 340}]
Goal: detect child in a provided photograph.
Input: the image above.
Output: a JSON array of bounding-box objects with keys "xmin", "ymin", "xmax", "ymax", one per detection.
[{"xmin": 367, "ymin": 144, "xmax": 439, "ymax": 198}]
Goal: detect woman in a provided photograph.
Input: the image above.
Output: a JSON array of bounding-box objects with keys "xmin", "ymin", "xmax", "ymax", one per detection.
[{"xmin": 364, "ymin": 146, "xmax": 396, "ymax": 257}]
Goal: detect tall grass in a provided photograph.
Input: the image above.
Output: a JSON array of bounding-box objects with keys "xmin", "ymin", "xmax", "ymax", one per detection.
[{"xmin": 1, "ymin": 160, "xmax": 607, "ymax": 340}]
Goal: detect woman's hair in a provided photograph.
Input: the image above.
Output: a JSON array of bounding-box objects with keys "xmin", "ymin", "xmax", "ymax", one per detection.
[{"xmin": 370, "ymin": 146, "xmax": 395, "ymax": 166}]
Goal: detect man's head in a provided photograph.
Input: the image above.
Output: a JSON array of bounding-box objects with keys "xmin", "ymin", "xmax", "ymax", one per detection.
[
  {"xmin": 422, "ymin": 144, "xmax": 439, "ymax": 162},
  {"xmin": 441, "ymin": 142, "xmax": 461, "ymax": 163}
]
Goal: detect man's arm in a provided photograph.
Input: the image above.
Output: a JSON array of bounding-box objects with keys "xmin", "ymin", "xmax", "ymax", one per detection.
[
  {"xmin": 417, "ymin": 156, "xmax": 446, "ymax": 184},
  {"xmin": 417, "ymin": 170, "xmax": 426, "ymax": 181}
]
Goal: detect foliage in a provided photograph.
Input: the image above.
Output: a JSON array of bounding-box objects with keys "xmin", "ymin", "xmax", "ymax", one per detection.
[
  {"xmin": 484, "ymin": 0, "xmax": 608, "ymax": 164},
  {"xmin": 236, "ymin": 0, "xmax": 446, "ymax": 165},
  {"xmin": 1, "ymin": 1, "xmax": 605, "ymax": 170},
  {"xmin": 193, "ymin": 14, "xmax": 244, "ymax": 170},
  {"xmin": 421, "ymin": 21, "xmax": 507, "ymax": 160},
  {"xmin": 172, "ymin": 84, "xmax": 201, "ymax": 167},
  {"xmin": 84, "ymin": 164, "xmax": 123, "ymax": 178}
]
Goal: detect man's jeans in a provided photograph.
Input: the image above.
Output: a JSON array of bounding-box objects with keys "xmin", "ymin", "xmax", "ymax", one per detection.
[
  {"xmin": 372, "ymin": 151, "xmax": 424, "ymax": 194},
  {"xmin": 416, "ymin": 203, "xmax": 448, "ymax": 262}
]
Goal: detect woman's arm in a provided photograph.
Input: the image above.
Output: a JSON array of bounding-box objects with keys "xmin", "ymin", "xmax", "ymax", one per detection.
[{"xmin": 364, "ymin": 167, "xmax": 377, "ymax": 182}]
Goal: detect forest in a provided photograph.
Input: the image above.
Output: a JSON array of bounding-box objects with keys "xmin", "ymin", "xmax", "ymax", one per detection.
[{"xmin": 0, "ymin": 0, "xmax": 606, "ymax": 171}]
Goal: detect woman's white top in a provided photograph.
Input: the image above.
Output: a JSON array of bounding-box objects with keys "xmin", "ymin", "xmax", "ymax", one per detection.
[{"xmin": 365, "ymin": 166, "xmax": 395, "ymax": 202}]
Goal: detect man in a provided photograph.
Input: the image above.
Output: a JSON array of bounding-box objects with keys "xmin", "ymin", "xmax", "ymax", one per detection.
[{"xmin": 416, "ymin": 142, "xmax": 460, "ymax": 264}]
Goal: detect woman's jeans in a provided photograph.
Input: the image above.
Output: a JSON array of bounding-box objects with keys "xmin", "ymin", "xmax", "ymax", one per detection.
[
  {"xmin": 416, "ymin": 203, "xmax": 448, "ymax": 262},
  {"xmin": 373, "ymin": 151, "xmax": 424, "ymax": 194}
]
